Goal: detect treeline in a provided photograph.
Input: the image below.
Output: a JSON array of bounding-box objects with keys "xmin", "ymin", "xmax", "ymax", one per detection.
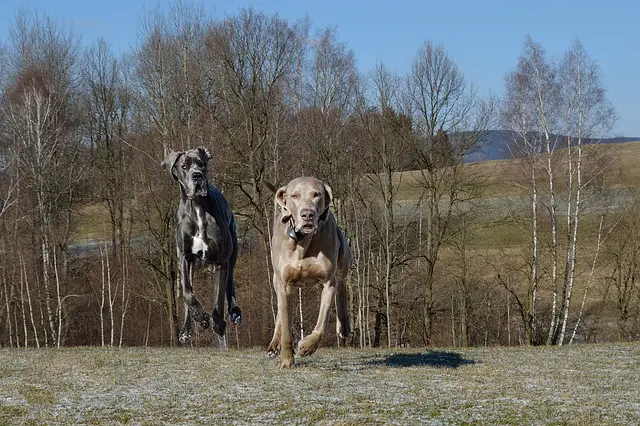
[{"xmin": 0, "ymin": 4, "xmax": 638, "ymax": 349}]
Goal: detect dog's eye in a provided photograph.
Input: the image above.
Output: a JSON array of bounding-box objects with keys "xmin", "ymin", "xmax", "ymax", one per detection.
[
  {"xmin": 291, "ymin": 194, "xmax": 298, "ymax": 199},
  {"xmin": 181, "ymin": 164, "xmax": 187, "ymax": 170},
  {"xmin": 313, "ymin": 192, "xmax": 321, "ymax": 198}
]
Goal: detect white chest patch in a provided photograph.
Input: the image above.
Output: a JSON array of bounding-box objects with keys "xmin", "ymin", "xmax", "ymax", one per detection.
[{"xmin": 192, "ymin": 209, "xmax": 207, "ymax": 256}]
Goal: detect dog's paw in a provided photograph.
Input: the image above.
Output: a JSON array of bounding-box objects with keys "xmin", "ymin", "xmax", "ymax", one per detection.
[
  {"xmin": 337, "ymin": 323, "xmax": 350, "ymax": 340},
  {"xmin": 190, "ymin": 307, "xmax": 210, "ymax": 330},
  {"xmin": 212, "ymin": 308, "xmax": 226, "ymax": 336},
  {"xmin": 266, "ymin": 344, "xmax": 280, "ymax": 358},
  {"xmin": 212, "ymin": 319, "xmax": 226, "ymax": 336},
  {"xmin": 297, "ymin": 333, "xmax": 321, "ymax": 357},
  {"xmin": 179, "ymin": 332, "xmax": 191, "ymax": 344},
  {"xmin": 278, "ymin": 355, "xmax": 295, "ymax": 369},
  {"xmin": 229, "ymin": 306, "xmax": 242, "ymax": 325}
]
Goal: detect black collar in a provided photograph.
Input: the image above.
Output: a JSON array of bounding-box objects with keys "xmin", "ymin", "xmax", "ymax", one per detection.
[{"xmin": 287, "ymin": 226, "xmax": 304, "ymax": 242}]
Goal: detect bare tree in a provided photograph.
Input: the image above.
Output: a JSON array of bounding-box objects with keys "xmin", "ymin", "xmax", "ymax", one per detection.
[
  {"xmin": 406, "ymin": 41, "xmax": 493, "ymax": 344},
  {"xmin": 205, "ymin": 8, "xmax": 305, "ymax": 316},
  {"xmin": 82, "ymin": 38, "xmax": 133, "ymax": 346},
  {"xmin": 502, "ymin": 36, "xmax": 615, "ymax": 345},
  {"xmin": 355, "ymin": 62, "xmax": 411, "ymax": 347},
  {"xmin": 2, "ymin": 12, "xmax": 84, "ymax": 346},
  {"xmin": 299, "ymin": 27, "xmax": 359, "ymax": 202},
  {"xmin": 605, "ymin": 196, "xmax": 640, "ymax": 340},
  {"xmin": 133, "ymin": 2, "xmax": 211, "ymax": 345},
  {"xmin": 501, "ymin": 36, "xmax": 558, "ymax": 345},
  {"xmin": 0, "ymin": 42, "xmax": 20, "ymax": 221},
  {"xmin": 552, "ymin": 39, "xmax": 615, "ymax": 345}
]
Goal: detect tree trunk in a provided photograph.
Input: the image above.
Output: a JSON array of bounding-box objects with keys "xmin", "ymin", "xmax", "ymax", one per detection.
[
  {"xmin": 3, "ymin": 271, "xmax": 14, "ymax": 347},
  {"xmin": 100, "ymin": 243, "xmax": 106, "ymax": 346},
  {"xmin": 22, "ymin": 253, "xmax": 40, "ymax": 348},
  {"xmin": 570, "ymin": 215, "xmax": 604, "ymax": 344},
  {"xmin": 529, "ymin": 167, "xmax": 539, "ymax": 345}
]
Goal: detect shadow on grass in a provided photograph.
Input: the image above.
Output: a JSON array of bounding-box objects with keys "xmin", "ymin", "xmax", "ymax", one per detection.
[{"xmin": 366, "ymin": 350, "xmax": 477, "ymax": 369}]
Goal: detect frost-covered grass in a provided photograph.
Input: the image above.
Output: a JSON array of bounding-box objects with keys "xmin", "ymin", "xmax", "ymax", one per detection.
[{"xmin": 1, "ymin": 343, "xmax": 639, "ymax": 425}]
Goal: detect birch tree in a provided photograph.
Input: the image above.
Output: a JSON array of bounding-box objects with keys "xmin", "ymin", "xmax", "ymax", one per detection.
[
  {"xmin": 2, "ymin": 12, "xmax": 83, "ymax": 346},
  {"xmin": 502, "ymin": 36, "xmax": 614, "ymax": 345},
  {"xmin": 551, "ymin": 39, "xmax": 615, "ymax": 345},
  {"xmin": 501, "ymin": 36, "xmax": 557, "ymax": 345}
]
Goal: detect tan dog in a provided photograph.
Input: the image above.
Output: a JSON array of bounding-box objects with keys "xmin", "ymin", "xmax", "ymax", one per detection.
[{"xmin": 267, "ymin": 177, "xmax": 351, "ymax": 368}]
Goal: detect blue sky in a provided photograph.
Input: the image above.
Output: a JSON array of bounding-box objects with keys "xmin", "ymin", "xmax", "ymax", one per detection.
[{"xmin": 1, "ymin": 0, "xmax": 638, "ymax": 136}]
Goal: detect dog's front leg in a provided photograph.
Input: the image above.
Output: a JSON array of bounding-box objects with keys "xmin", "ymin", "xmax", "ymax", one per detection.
[
  {"xmin": 298, "ymin": 280, "xmax": 335, "ymax": 357},
  {"xmin": 277, "ymin": 281, "xmax": 295, "ymax": 369},
  {"xmin": 179, "ymin": 253, "xmax": 194, "ymax": 343},
  {"xmin": 179, "ymin": 253, "xmax": 210, "ymax": 338},
  {"xmin": 267, "ymin": 273, "xmax": 282, "ymax": 357}
]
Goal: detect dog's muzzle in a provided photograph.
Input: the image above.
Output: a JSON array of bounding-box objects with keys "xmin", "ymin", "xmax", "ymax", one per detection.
[
  {"xmin": 287, "ymin": 217, "xmax": 317, "ymax": 243},
  {"xmin": 188, "ymin": 173, "xmax": 209, "ymax": 198}
]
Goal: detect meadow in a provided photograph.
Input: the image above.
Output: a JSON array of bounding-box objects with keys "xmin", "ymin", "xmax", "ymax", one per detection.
[{"xmin": 1, "ymin": 343, "xmax": 639, "ymax": 425}]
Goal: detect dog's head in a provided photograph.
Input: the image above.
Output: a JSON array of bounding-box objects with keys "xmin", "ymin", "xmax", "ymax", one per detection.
[
  {"xmin": 275, "ymin": 177, "xmax": 332, "ymax": 238},
  {"xmin": 161, "ymin": 147, "xmax": 213, "ymax": 199}
]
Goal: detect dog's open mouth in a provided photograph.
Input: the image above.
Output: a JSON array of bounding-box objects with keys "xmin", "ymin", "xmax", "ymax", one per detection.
[{"xmin": 299, "ymin": 223, "xmax": 316, "ymax": 234}]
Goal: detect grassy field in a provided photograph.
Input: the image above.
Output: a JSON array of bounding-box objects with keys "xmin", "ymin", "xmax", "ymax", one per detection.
[{"xmin": 1, "ymin": 343, "xmax": 639, "ymax": 425}]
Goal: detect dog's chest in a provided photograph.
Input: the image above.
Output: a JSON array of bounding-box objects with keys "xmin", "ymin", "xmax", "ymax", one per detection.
[
  {"xmin": 185, "ymin": 208, "xmax": 222, "ymax": 262},
  {"xmin": 192, "ymin": 209, "xmax": 208, "ymax": 256}
]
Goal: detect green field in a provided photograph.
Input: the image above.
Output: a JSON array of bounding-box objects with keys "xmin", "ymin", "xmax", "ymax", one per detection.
[{"xmin": 1, "ymin": 343, "xmax": 639, "ymax": 424}]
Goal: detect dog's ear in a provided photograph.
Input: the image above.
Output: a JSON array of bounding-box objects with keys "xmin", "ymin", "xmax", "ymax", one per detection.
[
  {"xmin": 197, "ymin": 147, "xmax": 213, "ymax": 162},
  {"xmin": 319, "ymin": 182, "xmax": 333, "ymax": 221},
  {"xmin": 275, "ymin": 186, "xmax": 291, "ymax": 223},
  {"xmin": 161, "ymin": 151, "xmax": 182, "ymax": 181}
]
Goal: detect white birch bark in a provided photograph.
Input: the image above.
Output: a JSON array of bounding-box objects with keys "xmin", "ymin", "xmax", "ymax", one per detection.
[{"xmin": 21, "ymin": 253, "xmax": 40, "ymax": 348}]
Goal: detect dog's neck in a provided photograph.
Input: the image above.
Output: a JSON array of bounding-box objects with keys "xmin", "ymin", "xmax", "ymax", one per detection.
[
  {"xmin": 285, "ymin": 218, "xmax": 325, "ymax": 258},
  {"xmin": 180, "ymin": 184, "xmax": 208, "ymax": 204},
  {"xmin": 179, "ymin": 186, "xmax": 217, "ymax": 226}
]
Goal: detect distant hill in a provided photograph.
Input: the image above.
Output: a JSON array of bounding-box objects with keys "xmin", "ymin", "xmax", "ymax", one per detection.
[
  {"xmin": 464, "ymin": 130, "xmax": 640, "ymax": 163},
  {"xmin": 600, "ymin": 136, "xmax": 640, "ymax": 144}
]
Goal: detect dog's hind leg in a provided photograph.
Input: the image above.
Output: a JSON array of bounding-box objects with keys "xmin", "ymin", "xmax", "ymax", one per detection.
[
  {"xmin": 179, "ymin": 308, "xmax": 193, "ymax": 344},
  {"xmin": 335, "ymin": 234, "xmax": 351, "ymax": 345},
  {"xmin": 211, "ymin": 264, "xmax": 227, "ymax": 337},
  {"xmin": 225, "ymin": 227, "xmax": 242, "ymax": 325},
  {"xmin": 335, "ymin": 273, "xmax": 350, "ymax": 345},
  {"xmin": 179, "ymin": 253, "xmax": 210, "ymax": 339}
]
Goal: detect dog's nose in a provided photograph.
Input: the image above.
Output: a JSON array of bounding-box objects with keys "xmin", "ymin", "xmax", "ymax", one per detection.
[
  {"xmin": 192, "ymin": 171, "xmax": 203, "ymax": 181},
  {"xmin": 300, "ymin": 209, "xmax": 315, "ymax": 222}
]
